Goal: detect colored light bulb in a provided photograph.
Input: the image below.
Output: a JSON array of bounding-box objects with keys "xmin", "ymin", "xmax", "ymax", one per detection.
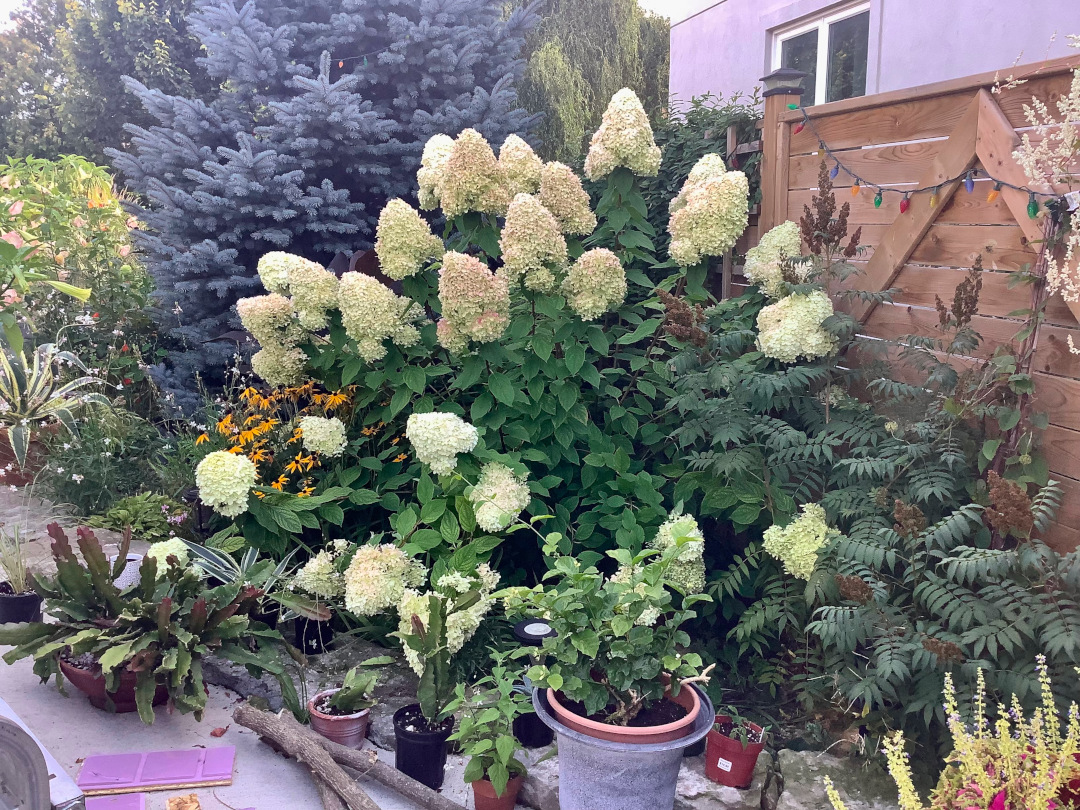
[
  {"xmin": 929, "ymin": 192, "xmax": 939, "ymax": 208},
  {"xmin": 874, "ymin": 190, "xmax": 883, "ymax": 208},
  {"xmin": 987, "ymin": 183, "xmax": 1002, "ymax": 203},
  {"xmin": 830, "ymin": 165, "xmax": 839, "ymax": 179},
  {"xmin": 964, "ymin": 172, "xmax": 975, "ymax": 194},
  {"xmin": 793, "ymin": 122, "xmax": 805, "ymax": 135},
  {"xmin": 851, "ymin": 183, "xmax": 860, "ymax": 197},
  {"xmin": 1028, "ymin": 193, "xmax": 1039, "ymax": 218},
  {"xmin": 787, "ymin": 103, "xmax": 799, "ymax": 110},
  {"xmin": 899, "ymin": 195, "xmax": 910, "ymax": 214}
]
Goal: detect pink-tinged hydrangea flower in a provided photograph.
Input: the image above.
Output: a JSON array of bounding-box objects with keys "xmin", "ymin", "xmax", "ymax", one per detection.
[
  {"xmin": 406, "ymin": 412, "xmax": 478, "ymax": 475},
  {"xmin": 499, "ymin": 134, "xmax": 544, "ymax": 196},
  {"xmin": 498, "ymin": 193, "xmax": 567, "ymax": 292},
  {"xmin": 375, "ymin": 199, "xmax": 444, "ymax": 281},
  {"xmin": 743, "ymin": 221, "xmax": 804, "ymax": 299},
  {"xmin": 417, "ymin": 134, "xmax": 455, "ymax": 211},
  {"xmin": 438, "ymin": 129, "xmax": 512, "ymax": 219},
  {"xmin": 256, "ymin": 251, "xmax": 323, "ymax": 295},
  {"xmin": 584, "ymin": 89, "xmax": 662, "ymax": 180},
  {"xmin": 756, "ymin": 290, "xmax": 838, "ymax": 363},
  {"xmin": 251, "ymin": 344, "xmax": 307, "ymax": 387},
  {"xmin": 539, "ymin": 162, "xmax": 597, "ymax": 236},
  {"xmin": 438, "ymin": 251, "xmax": 510, "ymax": 350},
  {"xmin": 469, "ymin": 462, "xmax": 531, "ymax": 532},
  {"xmin": 343, "ymin": 544, "xmax": 426, "ymax": 616},
  {"xmin": 337, "ymin": 272, "xmax": 421, "ymax": 363},
  {"xmin": 668, "ymin": 166, "xmax": 749, "ymax": 267},
  {"xmin": 236, "ymin": 294, "xmax": 298, "ymax": 345},
  {"xmin": 195, "ymin": 451, "xmax": 256, "ymax": 518},
  {"xmin": 561, "ymin": 248, "xmax": 627, "ymax": 321}
]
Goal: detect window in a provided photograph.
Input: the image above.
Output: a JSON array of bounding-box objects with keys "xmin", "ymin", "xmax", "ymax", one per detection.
[{"xmin": 773, "ymin": 3, "xmax": 870, "ymax": 106}]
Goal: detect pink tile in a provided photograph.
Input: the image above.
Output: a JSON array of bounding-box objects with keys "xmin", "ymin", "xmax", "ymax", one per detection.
[
  {"xmin": 86, "ymin": 796, "xmax": 146, "ymax": 810},
  {"xmin": 78, "ymin": 747, "xmax": 235, "ymax": 794}
]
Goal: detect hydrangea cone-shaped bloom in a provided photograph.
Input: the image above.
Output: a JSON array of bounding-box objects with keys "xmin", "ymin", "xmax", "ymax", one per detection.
[
  {"xmin": 561, "ymin": 248, "xmax": 627, "ymax": 321},
  {"xmin": 669, "ymin": 154, "xmax": 728, "ymax": 215},
  {"xmin": 293, "ymin": 549, "xmax": 344, "ymax": 599},
  {"xmin": 251, "ymin": 344, "xmax": 307, "ymax": 387},
  {"xmin": 499, "ymin": 193, "xmax": 567, "ymax": 292},
  {"xmin": 196, "ymin": 451, "xmax": 256, "ymax": 518},
  {"xmin": 257, "ymin": 251, "xmax": 324, "ymax": 295},
  {"xmin": 344, "ymin": 544, "xmax": 426, "ymax": 616},
  {"xmin": 668, "ymin": 169, "xmax": 749, "ymax": 267},
  {"xmin": 438, "ymin": 251, "xmax": 510, "ymax": 350},
  {"xmin": 237, "ymin": 293, "xmax": 299, "ymax": 347},
  {"xmin": 499, "ymin": 134, "xmax": 543, "ymax": 196},
  {"xmin": 539, "ymin": 162, "xmax": 596, "ymax": 236},
  {"xmin": 288, "ymin": 262, "xmax": 340, "ymax": 331},
  {"xmin": 469, "ymin": 462, "xmax": 531, "ymax": 532},
  {"xmin": 406, "ymin": 412, "xmax": 478, "ymax": 475},
  {"xmin": 744, "ymin": 221, "xmax": 805, "ymax": 299},
  {"xmin": 417, "ymin": 134, "xmax": 455, "ymax": 211},
  {"xmin": 375, "ymin": 199, "xmax": 445, "ymax": 281},
  {"xmin": 756, "ymin": 290, "xmax": 838, "ymax": 363},
  {"xmin": 648, "ymin": 512, "xmax": 706, "ymax": 594},
  {"xmin": 439, "ymin": 129, "xmax": 512, "ymax": 219},
  {"xmin": 762, "ymin": 503, "xmax": 833, "ymax": 580},
  {"xmin": 146, "ymin": 538, "xmax": 190, "ymax": 569},
  {"xmin": 298, "ymin": 416, "xmax": 348, "ymax": 457},
  {"xmin": 338, "ymin": 272, "xmax": 420, "ymax": 363},
  {"xmin": 584, "ymin": 88, "xmax": 662, "ymax": 180}
]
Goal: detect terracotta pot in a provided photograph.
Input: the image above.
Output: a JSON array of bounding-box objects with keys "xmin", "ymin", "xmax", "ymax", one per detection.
[
  {"xmin": 0, "ymin": 423, "xmax": 59, "ymax": 486},
  {"xmin": 57, "ymin": 658, "xmax": 168, "ymax": 713},
  {"xmin": 546, "ymin": 680, "xmax": 700, "ymax": 744},
  {"xmin": 308, "ymin": 689, "xmax": 371, "ymax": 749},
  {"xmin": 704, "ymin": 715, "xmax": 767, "ymax": 788},
  {"xmin": 472, "ymin": 774, "xmax": 523, "ymax": 810}
]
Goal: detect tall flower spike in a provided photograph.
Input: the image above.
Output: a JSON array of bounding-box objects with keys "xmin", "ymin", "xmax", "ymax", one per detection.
[
  {"xmin": 584, "ymin": 88, "xmax": 662, "ymax": 181},
  {"xmin": 417, "ymin": 134, "xmax": 455, "ymax": 211},
  {"xmin": 438, "ymin": 129, "xmax": 512, "ymax": 219},
  {"xmin": 375, "ymin": 199, "xmax": 445, "ymax": 281},
  {"xmin": 562, "ymin": 248, "xmax": 627, "ymax": 321},
  {"xmin": 337, "ymin": 272, "xmax": 420, "ymax": 363},
  {"xmin": 499, "ymin": 193, "xmax": 567, "ymax": 292},
  {"xmin": 539, "ymin": 162, "xmax": 597, "ymax": 236},
  {"xmin": 499, "ymin": 135, "xmax": 544, "ymax": 196},
  {"xmin": 438, "ymin": 251, "xmax": 510, "ymax": 350},
  {"xmin": 668, "ymin": 163, "xmax": 749, "ymax": 267}
]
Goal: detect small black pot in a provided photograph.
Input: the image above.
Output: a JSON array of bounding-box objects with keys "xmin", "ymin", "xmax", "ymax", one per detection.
[
  {"xmin": 683, "ymin": 736, "xmax": 707, "ymax": 757},
  {"xmin": 513, "ymin": 710, "xmax": 554, "ymax": 748},
  {"xmin": 0, "ymin": 584, "xmax": 42, "ymax": 623},
  {"xmin": 294, "ymin": 617, "xmax": 335, "ymax": 654},
  {"xmin": 253, "ymin": 601, "xmax": 281, "ymax": 631},
  {"xmin": 393, "ymin": 703, "xmax": 454, "ymax": 790}
]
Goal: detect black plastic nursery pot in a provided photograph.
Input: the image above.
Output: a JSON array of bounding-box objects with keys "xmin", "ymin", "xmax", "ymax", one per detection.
[
  {"xmin": 0, "ymin": 583, "xmax": 42, "ymax": 623},
  {"xmin": 514, "ymin": 710, "xmax": 555, "ymax": 748},
  {"xmin": 294, "ymin": 616, "xmax": 335, "ymax": 654},
  {"xmin": 393, "ymin": 704, "xmax": 454, "ymax": 790}
]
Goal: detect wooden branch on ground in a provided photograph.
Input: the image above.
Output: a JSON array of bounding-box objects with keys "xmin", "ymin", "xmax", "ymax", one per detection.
[
  {"xmin": 315, "ymin": 777, "xmax": 348, "ymax": 810},
  {"xmin": 233, "ymin": 703, "xmax": 380, "ymax": 810}
]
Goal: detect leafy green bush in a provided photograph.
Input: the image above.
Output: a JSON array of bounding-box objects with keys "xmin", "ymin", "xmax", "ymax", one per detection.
[{"xmin": 88, "ymin": 493, "xmax": 191, "ymax": 543}]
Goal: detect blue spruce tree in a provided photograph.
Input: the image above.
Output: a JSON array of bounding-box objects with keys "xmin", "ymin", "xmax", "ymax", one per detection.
[{"xmin": 109, "ymin": 0, "xmax": 537, "ymax": 402}]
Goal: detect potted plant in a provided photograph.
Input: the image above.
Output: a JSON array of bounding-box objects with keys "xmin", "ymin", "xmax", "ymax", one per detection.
[
  {"xmin": 308, "ymin": 657, "xmax": 392, "ymax": 748},
  {"xmin": 506, "ymin": 535, "xmax": 714, "ymax": 810},
  {"xmin": 447, "ymin": 659, "xmax": 530, "ymax": 810},
  {"xmin": 0, "ymin": 524, "xmax": 41, "ymax": 623},
  {"xmin": 704, "ymin": 708, "xmax": 768, "ymax": 788},
  {"xmin": 0, "ymin": 522, "xmax": 302, "ymax": 723}
]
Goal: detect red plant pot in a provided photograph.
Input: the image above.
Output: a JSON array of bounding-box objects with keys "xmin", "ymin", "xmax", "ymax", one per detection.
[
  {"xmin": 546, "ymin": 677, "xmax": 701, "ymax": 744},
  {"xmin": 58, "ymin": 658, "xmax": 168, "ymax": 713},
  {"xmin": 308, "ymin": 689, "xmax": 372, "ymax": 749},
  {"xmin": 704, "ymin": 715, "xmax": 767, "ymax": 789},
  {"xmin": 472, "ymin": 774, "xmax": 523, "ymax": 810}
]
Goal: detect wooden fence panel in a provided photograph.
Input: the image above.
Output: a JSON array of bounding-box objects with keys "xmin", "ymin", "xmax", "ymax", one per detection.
[{"xmin": 753, "ymin": 54, "xmax": 1080, "ymax": 550}]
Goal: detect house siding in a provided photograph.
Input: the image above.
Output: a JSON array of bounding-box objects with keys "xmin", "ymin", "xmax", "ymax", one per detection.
[{"xmin": 670, "ymin": 0, "xmax": 1077, "ymax": 108}]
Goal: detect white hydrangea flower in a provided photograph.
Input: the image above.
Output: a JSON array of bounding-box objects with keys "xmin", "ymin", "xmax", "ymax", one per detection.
[
  {"xmin": 649, "ymin": 511, "xmax": 706, "ymax": 594},
  {"xmin": 743, "ymin": 221, "xmax": 805, "ymax": 299},
  {"xmin": 146, "ymin": 538, "xmax": 190, "ymax": 569},
  {"xmin": 498, "ymin": 193, "xmax": 567, "ymax": 291},
  {"xmin": 561, "ymin": 248, "xmax": 627, "ymax": 321},
  {"xmin": 584, "ymin": 88, "xmax": 662, "ymax": 181},
  {"xmin": 469, "ymin": 462, "xmax": 531, "ymax": 532},
  {"xmin": 762, "ymin": 503, "xmax": 834, "ymax": 580},
  {"xmin": 417, "ymin": 134, "xmax": 455, "ymax": 210},
  {"xmin": 405, "ymin": 412, "xmax": 478, "ymax": 475},
  {"xmin": 343, "ymin": 544, "xmax": 425, "ymax": 616},
  {"xmin": 298, "ymin": 416, "xmax": 348, "ymax": 457},
  {"xmin": 195, "ymin": 451, "xmax": 256, "ymax": 518},
  {"xmin": 668, "ymin": 165, "xmax": 749, "ymax": 267},
  {"xmin": 375, "ymin": 199, "xmax": 445, "ymax": 281},
  {"xmin": 499, "ymin": 134, "xmax": 544, "ymax": 196},
  {"xmin": 756, "ymin": 290, "xmax": 838, "ymax": 363},
  {"xmin": 293, "ymin": 549, "xmax": 344, "ymax": 599},
  {"xmin": 338, "ymin": 272, "xmax": 421, "ymax": 362},
  {"xmin": 257, "ymin": 252, "xmax": 325, "ymax": 295}
]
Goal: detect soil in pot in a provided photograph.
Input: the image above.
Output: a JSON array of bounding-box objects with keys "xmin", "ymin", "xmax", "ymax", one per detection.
[
  {"xmin": 705, "ymin": 715, "xmax": 767, "ymax": 788},
  {"xmin": 0, "ymin": 582, "xmax": 42, "ymax": 623},
  {"xmin": 547, "ymin": 682, "xmax": 699, "ymax": 744},
  {"xmin": 58, "ymin": 654, "xmax": 169, "ymax": 713},
  {"xmin": 308, "ymin": 689, "xmax": 371, "ymax": 749},
  {"xmin": 472, "ymin": 774, "xmax": 523, "ymax": 810},
  {"xmin": 393, "ymin": 703, "xmax": 454, "ymax": 790}
]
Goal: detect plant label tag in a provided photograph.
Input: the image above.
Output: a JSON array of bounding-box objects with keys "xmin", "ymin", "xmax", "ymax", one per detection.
[
  {"xmin": 716, "ymin": 757, "xmax": 733, "ymax": 772},
  {"xmin": 1066, "ymin": 191, "xmax": 1080, "ymax": 212}
]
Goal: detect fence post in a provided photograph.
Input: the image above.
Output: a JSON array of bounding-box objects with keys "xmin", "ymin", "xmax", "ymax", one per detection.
[
  {"xmin": 759, "ymin": 80, "xmax": 803, "ymax": 234},
  {"xmin": 721, "ymin": 124, "xmax": 738, "ymax": 300}
]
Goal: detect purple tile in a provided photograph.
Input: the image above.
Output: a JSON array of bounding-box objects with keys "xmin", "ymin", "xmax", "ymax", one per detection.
[
  {"xmin": 141, "ymin": 750, "xmax": 203, "ymax": 782},
  {"xmin": 86, "ymin": 796, "xmax": 146, "ymax": 810},
  {"xmin": 78, "ymin": 747, "xmax": 235, "ymax": 794}
]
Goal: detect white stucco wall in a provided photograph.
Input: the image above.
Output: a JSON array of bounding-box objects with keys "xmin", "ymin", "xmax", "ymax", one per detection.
[{"xmin": 669, "ymin": 0, "xmax": 1078, "ymax": 107}]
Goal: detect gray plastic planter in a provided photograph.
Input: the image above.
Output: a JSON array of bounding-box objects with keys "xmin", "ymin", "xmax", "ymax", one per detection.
[{"xmin": 532, "ymin": 685, "xmax": 714, "ymax": 810}]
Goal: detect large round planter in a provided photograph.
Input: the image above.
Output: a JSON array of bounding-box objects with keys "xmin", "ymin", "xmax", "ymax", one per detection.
[
  {"xmin": 57, "ymin": 658, "xmax": 168, "ymax": 713},
  {"xmin": 393, "ymin": 703, "xmax": 454, "ymax": 790},
  {"xmin": 108, "ymin": 554, "xmax": 144, "ymax": 590},
  {"xmin": 472, "ymin": 774, "xmax": 524, "ymax": 810},
  {"xmin": 0, "ymin": 584, "xmax": 42, "ymax": 623},
  {"xmin": 546, "ymin": 681, "xmax": 700, "ymax": 744},
  {"xmin": 308, "ymin": 689, "xmax": 371, "ymax": 749},
  {"xmin": 704, "ymin": 715, "xmax": 767, "ymax": 788},
  {"xmin": 0, "ymin": 424, "xmax": 57, "ymax": 486},
  {"xmin": 533, "ymin": 685, "xmax": 713, "ymax": 810}
]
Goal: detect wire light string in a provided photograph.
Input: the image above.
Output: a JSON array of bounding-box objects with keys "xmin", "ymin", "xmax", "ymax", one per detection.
[{"xmin": 787, "ymin": 103, "xmax": 1066, "ymax": 217}]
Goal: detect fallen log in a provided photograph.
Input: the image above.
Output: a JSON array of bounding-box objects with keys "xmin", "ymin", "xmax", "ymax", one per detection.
[
  {"xmin": 315, "ymin": 777, "xmax": 348, "ymax": 810},
  {"xmin": 233, "ymin": 703, "xmax": 379, "ymax": 810}
]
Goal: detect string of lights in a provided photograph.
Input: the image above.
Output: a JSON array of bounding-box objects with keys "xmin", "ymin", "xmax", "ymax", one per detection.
[
  {"xmin": 333, "ymin": 36, "xmax": 411, "ymax": 68},
  {"xmin": 786, "ymin": 103, "xmax": 1067, "ymax": 219}
]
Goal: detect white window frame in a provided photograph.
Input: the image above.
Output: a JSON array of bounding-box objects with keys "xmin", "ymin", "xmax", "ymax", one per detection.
[{"xmin": 771, "ymin": 1, "xmax": 871, "ymax": 105}]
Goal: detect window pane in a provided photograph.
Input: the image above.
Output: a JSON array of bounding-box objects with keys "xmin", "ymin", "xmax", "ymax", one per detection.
[
  {"xmin": 826, "ymin": 10, "xmax": 869, "ymax": 103},
  {"xmin": 781, "ymin": 30, "xmax": 817, "ymax": 106}
]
